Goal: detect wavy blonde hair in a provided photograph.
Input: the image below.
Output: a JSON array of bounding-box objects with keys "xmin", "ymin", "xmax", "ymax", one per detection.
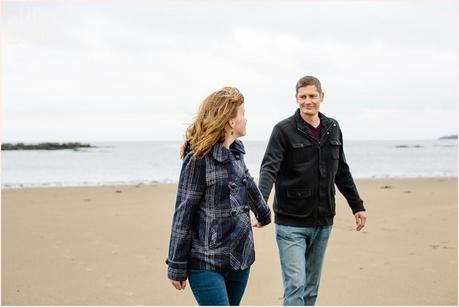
[{"xmin": 180, "ymin": 87, "xmax": 244, "ymax": 159}]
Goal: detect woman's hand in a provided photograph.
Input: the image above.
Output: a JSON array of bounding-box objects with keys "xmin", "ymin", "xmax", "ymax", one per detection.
[
  {"xmin": 170, "ymin": 279, "xmax": 187, "ymax": 290},
  {"xmin": 250, "ymin": 213, "xmax": 262, "ymax": 228}
]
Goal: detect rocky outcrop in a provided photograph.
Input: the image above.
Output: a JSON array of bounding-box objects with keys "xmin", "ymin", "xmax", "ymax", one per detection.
[
  {"xmin": 439, "ymin": 135, "xmax": 458, "ymax": 140},
  {"xmin": 1, "ymin": 142, "xmax": 92, "ymax": 150}
]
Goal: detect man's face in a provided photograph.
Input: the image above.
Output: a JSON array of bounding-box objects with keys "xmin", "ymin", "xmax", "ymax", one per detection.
[{"xmin": 296, "ymin": 85, "xmax": 324, "ymax": 117}]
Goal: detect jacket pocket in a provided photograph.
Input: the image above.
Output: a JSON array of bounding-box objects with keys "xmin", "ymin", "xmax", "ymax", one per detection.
[
  {"xmin": 282, "ymin": 188, "xmax": 314, "ymax": 217},
  {"xmin": 286, "ymin": 189, "xmax": 312, "ymax": 199},
  {"xmin": 208, "ymin": 216, "xmax": 232, "ymax": 249},
  {"xmin": 329, "ymin": 139, "xmax": 341, "ymax": 160},
  {"xmin": 291, "ymin": 141, "xmax": 313, "ymax": 163}
]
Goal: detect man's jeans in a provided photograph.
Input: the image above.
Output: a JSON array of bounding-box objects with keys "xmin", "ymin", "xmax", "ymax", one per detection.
[
  {"xmin": 276, "ymin": 224, "xmax": 332, "ymax": 306},
  {"xmin": 188, "ymin": 268, "xmax": 250, "ymax": 306}
]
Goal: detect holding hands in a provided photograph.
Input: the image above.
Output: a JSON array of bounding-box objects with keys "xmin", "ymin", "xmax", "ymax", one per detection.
[{"xmin": 250, "ymin": 212, "xmax": 263, "ymax": 228}]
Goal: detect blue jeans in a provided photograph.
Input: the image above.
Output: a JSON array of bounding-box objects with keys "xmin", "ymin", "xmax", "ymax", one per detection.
[
  {"xmin": 188, "ymin": 268, "xmax": 250, "ymax": 306},
  {"xmin": 276, "ymin": 224, "xmax": 332, "ymax": 306}
]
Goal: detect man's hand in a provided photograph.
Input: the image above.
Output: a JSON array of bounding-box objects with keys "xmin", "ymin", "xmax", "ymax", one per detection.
[
  {"xmin": 355, "ymin": 211, "xmax": 367, "ymax": 231},
  {"xmin": 170, "ymin": 279, "xmax": 187, "ymax": 290},
  {"xmin": 250, "ymin": 213, "xmax": 262, "ymax": 228}
]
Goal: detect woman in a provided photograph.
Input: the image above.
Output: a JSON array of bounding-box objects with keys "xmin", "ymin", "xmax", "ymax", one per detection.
[{"xmin": 166, "ymin": 87, "xmax": 271, "ymax": 306}]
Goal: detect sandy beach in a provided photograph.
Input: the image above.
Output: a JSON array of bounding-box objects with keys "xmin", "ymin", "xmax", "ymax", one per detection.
[{"xmin": 1, "ymin": 178, "xmax": 457, "ymax": 305}]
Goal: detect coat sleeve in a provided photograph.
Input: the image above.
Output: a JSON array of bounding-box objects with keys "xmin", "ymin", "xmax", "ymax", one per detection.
[
  {"xmin": 166, "ymin": 152, "xmax": 206, "ymax": 281},
  {"xmin": 258, "ymin": 125, "xmax": 288, "ymax": 202},
  {"xmin": 334, "ymin": 130, "xmax": 366, "ymax": 214},
  {"xmin": 244, "ymin": 163, "xmax": 271, "ymax": 226}
]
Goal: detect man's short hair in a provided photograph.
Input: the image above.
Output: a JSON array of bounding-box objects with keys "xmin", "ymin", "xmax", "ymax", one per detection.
[{"xmin": 296, "ymin": 76, "xmax": 322, "ymax": 94}]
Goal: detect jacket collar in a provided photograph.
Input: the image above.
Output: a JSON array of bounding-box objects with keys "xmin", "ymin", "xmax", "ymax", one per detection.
[
  {"xmin": 294, "ymin": 109, "xmax": 333, "ymax": 129},
  {"xmin": 211, "ymin": 139, "xmax": 245, "ymax": 163},
  {"xmin": 294, "ymin": 109, "xmax": 334, "ymax": 141}
]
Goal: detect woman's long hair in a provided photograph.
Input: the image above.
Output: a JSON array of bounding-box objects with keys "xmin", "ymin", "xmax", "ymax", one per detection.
[{"xmin": 180, "ymin": 87, "xmax": 244, "ymax": 159}]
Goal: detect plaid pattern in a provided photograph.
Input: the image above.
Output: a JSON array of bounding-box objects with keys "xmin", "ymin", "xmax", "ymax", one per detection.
[{"xmin": 166, "ymin": 140, "xmax": 271, "ymax": 281}]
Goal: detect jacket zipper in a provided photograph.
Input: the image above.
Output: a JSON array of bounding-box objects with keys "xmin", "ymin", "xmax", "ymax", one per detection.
[
  {"xmin": 296, "ymin": 120, "xmax": 335, "ymax": 145},
  {"xmin": 296, "ymin": 120, "xmax": 336, "ymax": 221}
]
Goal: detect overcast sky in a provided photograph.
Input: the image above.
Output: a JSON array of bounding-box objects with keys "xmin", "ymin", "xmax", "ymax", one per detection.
[{"xmin": 2, "ymin": 0, "xmax": 458, "ymax": 142}]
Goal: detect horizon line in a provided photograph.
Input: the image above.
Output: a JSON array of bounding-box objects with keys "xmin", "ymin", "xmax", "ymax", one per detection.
[{"xmin": 2, "ymin": 138, "xmax": 457, "ymax": 144}]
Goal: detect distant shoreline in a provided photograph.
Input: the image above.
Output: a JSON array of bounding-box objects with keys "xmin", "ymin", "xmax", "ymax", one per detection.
[
  {"xmin": 3, "ymin": 140, "xmax": 456, "ymax": 188},
  {"xmin": 2, "ymin": 176, "xmax": 457, "ymax": 190},
  {"xmin": 2, "ymin": 138, "xmax": 458, "ymax": 143}
]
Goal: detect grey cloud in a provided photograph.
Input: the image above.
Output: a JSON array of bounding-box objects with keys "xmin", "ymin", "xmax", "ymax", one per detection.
[{"xmin": 2, "ymin": 0, "xmax": 457, "ymax": 142}]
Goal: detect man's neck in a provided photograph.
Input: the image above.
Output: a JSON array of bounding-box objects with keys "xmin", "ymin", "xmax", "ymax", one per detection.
[{"xmin": 300, "ymin": 112, "xmax": 320, "ymax": 128}]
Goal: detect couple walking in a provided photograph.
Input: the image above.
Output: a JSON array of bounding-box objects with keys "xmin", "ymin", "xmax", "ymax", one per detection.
[{"xmin": 166, "ymin": 75, "xmax": 367, "ymax": 306}]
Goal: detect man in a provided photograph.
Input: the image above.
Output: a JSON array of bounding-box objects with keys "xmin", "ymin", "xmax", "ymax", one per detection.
[{"xmin": 258, "ymin": 75, "xmax": 367, "ymax": 306}]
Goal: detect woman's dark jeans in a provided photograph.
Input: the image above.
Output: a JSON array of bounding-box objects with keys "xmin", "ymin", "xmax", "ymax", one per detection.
[{"xmin": 188, "ymin": 268, "xmax": 250, "ymax": 306}]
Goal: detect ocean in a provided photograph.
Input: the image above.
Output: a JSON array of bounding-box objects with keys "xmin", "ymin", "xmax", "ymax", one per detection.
[{"xmin": 1, "ymin": 139, "xmax": 457, "ymax": 188}]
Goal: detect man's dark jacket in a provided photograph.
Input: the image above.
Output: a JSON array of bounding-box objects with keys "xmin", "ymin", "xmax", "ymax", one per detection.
[{"xmin": 259, "ymin": 110, "xmax": 365, "ymax": 227}]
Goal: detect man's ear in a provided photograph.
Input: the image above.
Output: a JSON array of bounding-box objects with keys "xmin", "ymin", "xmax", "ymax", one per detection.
[{"xmin": 321, "ymin": 92, "xmax": 325, "ymax": 102}]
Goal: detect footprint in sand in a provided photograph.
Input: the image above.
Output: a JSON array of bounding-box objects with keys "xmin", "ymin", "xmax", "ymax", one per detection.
[
  {"xmin": 61, "ymin": 253, "xmax": 72, "ymax": 259},
  {"xmin": 440, "ymin": 241, "xmax": 452, "ymax": 249},
  {"xmin": 381, "ymin": 227, "xmax": 395, "ymax": 232},
  {"xmin": 90, "ymin": 236, "xmax": 103, "ymax": 246},
  {"xmin": 55, "ymin": 245, "xmax": 76, "ymax": 262},
  {"xmin": 73, "ymin": 259, "xmax": 94, "ymax": 272},
  {"xmin": 109, "ymin": 243, "xmax": 121, "ymax": 255},
  {"xmin": 135, "ymin": 254, "xmax": 151, "ymax": 265},
  {"xmin": 102, "ymin": 274, "xmax": 114, "ymax": 288},
  {"xmin": 52, "ymin": 240, "xmax": 63, "ymax": 250}
]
